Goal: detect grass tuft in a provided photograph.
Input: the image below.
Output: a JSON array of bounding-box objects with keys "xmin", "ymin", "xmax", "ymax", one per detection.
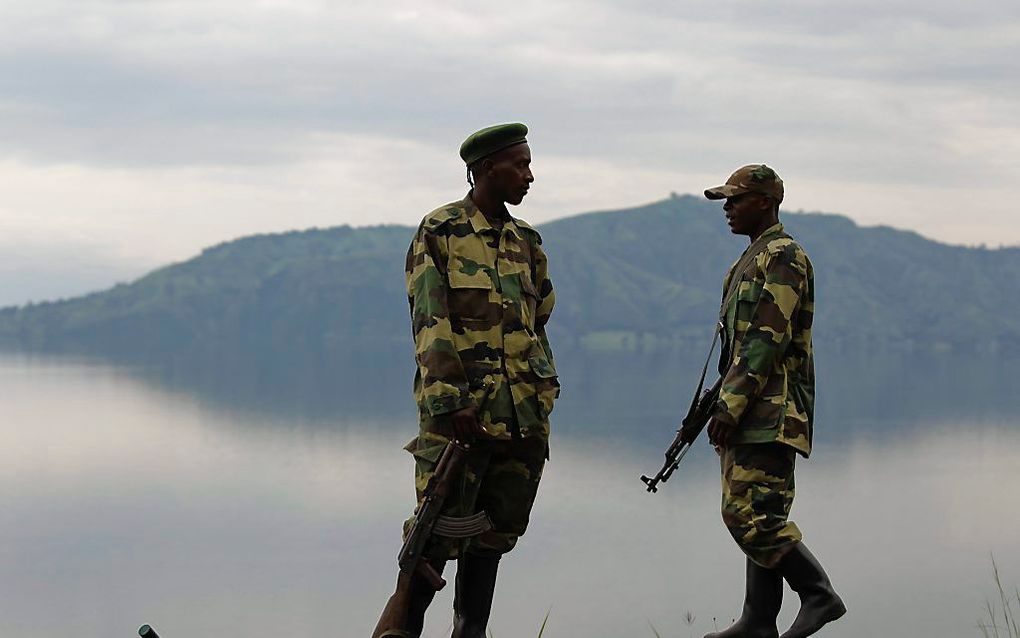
[
  {"xmin": 536, "ymin": 608, "xmax": 551, "ymax": 638},
  {"xmin": 646, "ymin": 620, "xmax": 663, "ymax": 638},
  {"xmin": 978, "ymin": 554, "xmax": 1019, "ymax": 637}
]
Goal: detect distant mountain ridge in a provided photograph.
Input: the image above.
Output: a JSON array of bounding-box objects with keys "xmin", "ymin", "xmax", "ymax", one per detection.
[{"xmin": 2, "ymin": 194, "xmax": 1017, "ymax": 359}]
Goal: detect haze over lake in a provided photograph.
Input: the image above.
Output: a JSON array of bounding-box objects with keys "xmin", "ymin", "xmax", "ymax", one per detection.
[{"xmin": 2, "ymin": 347, "xmax": 1018, "ymax": 638}]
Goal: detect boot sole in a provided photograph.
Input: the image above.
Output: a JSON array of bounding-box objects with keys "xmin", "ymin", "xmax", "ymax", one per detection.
[
  {"xmin": 704, "ymin": 625, "xmax": 779, "ymax": 638},
  {"xmin": 818, "ymin": 600, "xmax": 847, "ymax": 627},
  {"xmin": 780, "ymin": 600, "xmax": 846, "ymax": 638}
]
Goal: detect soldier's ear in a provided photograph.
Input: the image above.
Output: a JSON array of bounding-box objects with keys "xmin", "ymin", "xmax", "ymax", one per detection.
[{"xmin": 480, "ymin": 158, "xmax": 496, "ymax": 178}]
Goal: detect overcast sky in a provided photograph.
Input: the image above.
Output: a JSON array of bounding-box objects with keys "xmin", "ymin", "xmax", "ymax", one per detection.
[{"xmin": 1, "ymin": 0, "xmax": 1018, "ymax": 305}]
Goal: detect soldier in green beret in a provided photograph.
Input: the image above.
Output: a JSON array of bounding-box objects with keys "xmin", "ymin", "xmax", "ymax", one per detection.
[
  {"xmin": 698, "ymin": 165, "xmax": 846, "ymax": 638},
  {"xmin": 388, "ymin": 123, "xmax": 559, "ymax": 637}
]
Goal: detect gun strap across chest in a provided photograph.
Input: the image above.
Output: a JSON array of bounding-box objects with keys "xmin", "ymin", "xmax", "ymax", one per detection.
[
  {"xmin": 713, "ymin": 230, "xmax": 789, "ymax": 379},
  {"xmin": 686, "ymin": 232, "xmax": 788, "ymax": 422},
  {"xmin": 719, "ymin": 231, "xmax": 785, "ymax": 320},
  {"xmin": 689, "ymin": 320, "xmax": 724, "ymax": 416}
]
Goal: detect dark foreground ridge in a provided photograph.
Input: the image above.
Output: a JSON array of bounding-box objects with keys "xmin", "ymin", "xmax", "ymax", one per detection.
[{"xmin": 2, "ymin": 194, "xmax": 1018, "ymax": 359}]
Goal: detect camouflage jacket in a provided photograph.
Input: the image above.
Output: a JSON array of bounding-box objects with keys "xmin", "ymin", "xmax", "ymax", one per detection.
[
  {"xmin": 405, "ymin": 194, "xmax": 559, "ymax": 440},
  {"xmin": 714, "ymin": 223, "xmax": 815, "ymax": 457}
]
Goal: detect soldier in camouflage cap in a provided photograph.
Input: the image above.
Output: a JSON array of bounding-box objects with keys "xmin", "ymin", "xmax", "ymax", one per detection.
[
  {"xmin": 390, "ymin": 123, "xmax": 558, "ymax": 637},
  {"xmin": 700, "ymin": 165, "xmax": 846, "ymax": 638}
]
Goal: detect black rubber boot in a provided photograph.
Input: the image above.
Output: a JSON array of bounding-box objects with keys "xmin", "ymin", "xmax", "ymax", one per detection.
[
  {"xmin": 776, "ymin": 543, "xmax": 846, "ymax": 638},
  {"xmin": 704, "ymin": 558, "xmax": 783, "ymax": 638},
  {"xmin": 451, "ymin": 554, "xmax": 501, "ymax": 638},
  {"xmin": 405, "ymin": 559, "xmax": 447, "ymax": 638}
]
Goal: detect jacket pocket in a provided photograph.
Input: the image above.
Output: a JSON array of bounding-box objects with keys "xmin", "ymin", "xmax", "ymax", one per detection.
[
  {"xmin": 528, "ymin": 353, "xmax": 557, "ymax": 379},
  {"xmin": 741, "ymin": 383, "xmax": 787, "ymax": 432},
  {"xmin": 519, "ymin": 274, "xmax": 539, "ymax": 329},
  {"xmin": 727, "ymin": 279, "xmax": 760, "ymax": 347},
  {"xmin": 527, "ymin": 351, "xmax": 560, "ymax": 419},
  {"xmin": 448, "ymin": 270, "xmax": 495, "ymax": 322},
  {"xmin": 735, "ymin": 279, "xmax": 759, "ymax": 309},
  {"xmin": 403, "ymin": 436, "xmax": 450, "ymax": 498},
  {"xmin": 404, "ymin": 436, "xmax": 447, "ymax": 468}
]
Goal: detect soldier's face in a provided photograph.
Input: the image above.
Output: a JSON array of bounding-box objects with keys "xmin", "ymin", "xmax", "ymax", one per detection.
[
  {"xmin": 723, "ymin": 192, "xmax": 771, "ymax": 236},
  {"xmin": 488, "ymin": 143, "xmax": 534, "ymax": 206}
]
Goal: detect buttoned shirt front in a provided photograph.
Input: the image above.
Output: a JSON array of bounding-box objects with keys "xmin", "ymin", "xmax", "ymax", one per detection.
[
  {"xmin": 405, "ymin": 194, "xmax": 558, "ymax": 440},
  {"xmin": 715, "ymin": 223, "xmax": 815, "ymax": 456}
]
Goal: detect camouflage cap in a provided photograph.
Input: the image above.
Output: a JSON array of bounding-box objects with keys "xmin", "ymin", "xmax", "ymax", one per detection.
[
  {"xmin": 460, "ymin": 123, "xmax": 528, "ymax": 166},
  {"xmin": 705, "ymin": 164, "xmax": 784, "ymax": 203}
]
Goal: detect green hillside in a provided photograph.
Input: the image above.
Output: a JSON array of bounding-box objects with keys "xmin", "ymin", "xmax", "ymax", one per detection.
[{"xmin": 1, "ymin": 194, "xmax": 1017, "ymax": 359}]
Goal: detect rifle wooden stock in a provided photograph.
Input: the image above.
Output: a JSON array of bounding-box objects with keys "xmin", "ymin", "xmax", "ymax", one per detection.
[
  {"xmin": 371, "ymin": 570, "xmax": 414, "ymax": 638},
  {"xmin": 371, "ymin": 441, "xmax": 469, "ymax": 638}
]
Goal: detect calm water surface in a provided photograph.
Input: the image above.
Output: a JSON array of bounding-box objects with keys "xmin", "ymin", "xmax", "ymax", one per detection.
[{"xmin": 2, "ymin": 352, "xmax": 1018, "ymax": 638}]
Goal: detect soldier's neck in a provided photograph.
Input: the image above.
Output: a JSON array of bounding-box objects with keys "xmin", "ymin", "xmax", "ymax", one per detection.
[
  {"xmin": 470, "ymin": 188, "xmax": 509, "ymax": 229},
  {"xmin": 748, "ymin": 217, "xmax": 780, "ymax": 242}
]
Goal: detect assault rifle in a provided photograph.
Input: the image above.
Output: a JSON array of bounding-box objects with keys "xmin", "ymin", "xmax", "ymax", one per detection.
[
  {"xmin": 372, "ymin": 440, "xmax": 490, "ymax": 638},
  {"xmin": 641, "ymin": 376, "xmax": 723, "ymax": 493}
]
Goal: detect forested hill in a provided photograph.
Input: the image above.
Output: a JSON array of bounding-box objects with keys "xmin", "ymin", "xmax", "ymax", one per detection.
[{"xmin": 1, "ymin": 194, "xmax": 1017, "ymax": 359}]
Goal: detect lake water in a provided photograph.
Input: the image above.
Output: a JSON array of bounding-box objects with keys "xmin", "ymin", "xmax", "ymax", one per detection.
[{"xmin": 2, "ymin": 350, "xmax": 1019, "ymax": 638}]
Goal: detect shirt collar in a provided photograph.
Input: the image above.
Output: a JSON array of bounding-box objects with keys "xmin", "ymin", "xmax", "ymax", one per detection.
[
  {"xmin": 462, "ymin": 193, "xmax": 524, "ymax": 240},
  {"xmin": 757, "ymin": 222, "xmax": 784, "ymax": 241}
]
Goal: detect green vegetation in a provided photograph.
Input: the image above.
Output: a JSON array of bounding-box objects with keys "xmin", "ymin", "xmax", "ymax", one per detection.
[
  {"xmin": 1, "ymin": 194, "xmax": 1018, "ymax": 360},
  {"xmin": 979, "ymin": 557, "xmax": 1020, "ymax": 638}
]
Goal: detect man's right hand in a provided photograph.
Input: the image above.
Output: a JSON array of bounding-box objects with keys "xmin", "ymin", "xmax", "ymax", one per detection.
[
  {"xmin": 450, "ymin": 406, "xmax": 486, "ymax": 443},
  {"xmin": 678, "ymin": 423, "xmax": 699, "ymax": 444},
  {"xmin": 707, "ymin": 417, "xmax": 734, "ymax": 448}
]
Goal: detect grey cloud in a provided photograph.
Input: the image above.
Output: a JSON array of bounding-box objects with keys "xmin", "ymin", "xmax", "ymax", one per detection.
[
  {"xmin": 0, "ymin": 1, "xmax": 1016, "ymax": 193},
  {"xmin": 604, "ymin": 0, "xmax": 1020, "ymax": 34}
]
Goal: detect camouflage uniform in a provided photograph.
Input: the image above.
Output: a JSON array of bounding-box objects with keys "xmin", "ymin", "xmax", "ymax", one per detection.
[
  {"xmin": 403, "ymin": 194, "xmax": 558, "ymax": 560},
  {"xmin": 715, "ymin": 222, "xmax": 814, "ymax": 568}
]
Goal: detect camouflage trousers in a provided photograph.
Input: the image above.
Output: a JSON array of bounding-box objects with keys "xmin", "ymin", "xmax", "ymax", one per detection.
[
  {"xmin": 720, "ymin": 442, "xmax": 803, "ymax": 568},
  {"xmin": 403, "ymin": 431, "xmax": 547, "ymax": 561}
]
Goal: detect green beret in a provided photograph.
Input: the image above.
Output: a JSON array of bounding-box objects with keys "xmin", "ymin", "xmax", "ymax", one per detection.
[{"xmin": 459, "ymin": 123, "xmax": 528, "ymax": 166}]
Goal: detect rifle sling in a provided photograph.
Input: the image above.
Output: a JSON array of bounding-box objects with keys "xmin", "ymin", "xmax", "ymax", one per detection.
[
  {"xmin": 688, "ymin": 322, "xmax": 722, "ymax": 419},
  {"xmin": 691, "ymin": 232, "xmax": 782, "ymax": 414},
  {"xmin": 715, "ymin": 231, "xmax": 788, "ymax": 376},
  {"xmin": 719, "ymin": 231, "xmax": 782, "ymax": 319}
]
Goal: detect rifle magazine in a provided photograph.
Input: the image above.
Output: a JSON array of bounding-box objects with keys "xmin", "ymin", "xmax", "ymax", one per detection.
[{"xmin": 432, "ymin": 511, "xmax": 493, "ymax": 538}]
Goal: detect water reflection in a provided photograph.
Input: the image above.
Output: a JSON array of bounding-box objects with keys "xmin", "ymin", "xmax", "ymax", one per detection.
[
  {"xmin": 1, "ymin": 354, "xmax": 1018, "ymax": 638},
  {"xmin": 73, "ymin": 344, "xmax": 1020, "ymax": 441}
]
